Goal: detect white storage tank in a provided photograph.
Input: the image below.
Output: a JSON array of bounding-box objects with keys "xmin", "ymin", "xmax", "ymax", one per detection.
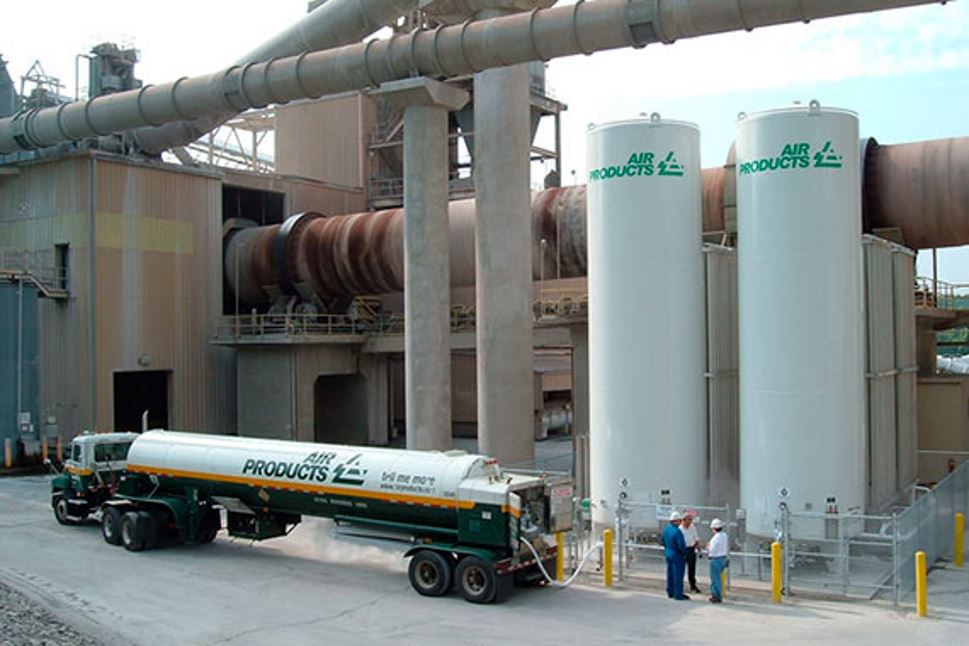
[
  {"xmin": 587, "ymin": 115, "xmax": 705, "ymax": 529},
  {"xmin": 736, "ymin": 102, "xmax": 865, "ymax": 538}
]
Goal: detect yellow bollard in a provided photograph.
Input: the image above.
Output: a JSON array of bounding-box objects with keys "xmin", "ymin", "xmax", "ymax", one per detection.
[
  {"xmin": 915, "ymin": 551, "xmax": 928, "ymax": 617},
  {"xmin": 42, "ymin": 437, "xmax": 49, "ymax": 461},
  {"xmin": 56, "ymin": 436, "xmax": 63, "ymax": 462},
  {"xmin": 603, "ymin": 529, "xmax": 614, "ymax": 587},
  {"xmin": 721, "ymin": 568, "xmax": 728, "ymax": 599},
  {"xmin": 956, "ymin": 513, "xmax": 965, "ymax": 569},
  {"xmin": 3, "ymin": 438, "xmax": 11, "ymax": 468},
  {"xmin": 771, "ymin": 541, "xmax": 783, "ymax": 604},
  {"xmin": 555, "ymin": 532, "xmax": 565, "ymax": 581}
]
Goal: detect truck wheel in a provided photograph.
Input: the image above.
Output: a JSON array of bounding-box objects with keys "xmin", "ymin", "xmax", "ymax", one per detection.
[
  {"xmin": 455, "ymin": 556, "xmax": 497, "ymax": 604},
  {"xmin": 199, "ymin": 508, "xmax": 221, "ymax": 544},
  {"xmin": 138, "ymin": 511, "xmax": 162, "ymax": 549},
  {"xmin": 408, "ymin": 550, "xmax": 452, "ymax": 597},
  {"xmin": 53, "ymin": 495, "xmax": 74, "ymax": 526},
  {"xmin": 121, "ymin": 512, "xmax": 146, "ymax": 552},
  {"xmin": 101, "ymin": 507, "xmax": 123, "ymax": 545}
]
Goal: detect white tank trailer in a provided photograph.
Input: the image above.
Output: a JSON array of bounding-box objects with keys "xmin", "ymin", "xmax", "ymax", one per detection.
[
  {"xmin": 50, "ymin": 431, "xmax": 572, "ymax": 604},
  {"xmin": 586, "ymin": 115, "xmax": 705, "ymax": 529},
  {"xmin": 737, "ymin": 103, "xmax": 866, "ymax": 539}
]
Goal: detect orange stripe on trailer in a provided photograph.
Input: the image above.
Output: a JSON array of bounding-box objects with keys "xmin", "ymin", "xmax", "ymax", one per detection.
[{"xmin": 125, "ymin": 463, "xmax": 477, "ymax": 511}]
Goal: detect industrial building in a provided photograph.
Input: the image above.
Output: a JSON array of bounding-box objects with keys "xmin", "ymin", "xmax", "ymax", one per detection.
[{"xmin": 2, "ymin": 0, "xmax": 968, "ymax": 561}]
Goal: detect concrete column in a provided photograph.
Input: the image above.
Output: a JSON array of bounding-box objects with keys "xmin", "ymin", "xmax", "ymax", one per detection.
[
  {"xmin": 381, "ymin": 78, "xmax": 469, "ymax": 451},
  {"xmin": 474, "ymin": 63, "xmax": 534, "ymax": 465}
]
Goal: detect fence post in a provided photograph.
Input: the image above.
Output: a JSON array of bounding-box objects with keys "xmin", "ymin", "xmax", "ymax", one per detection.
[
  {"xmin": 956, "ymin": 513, "xmax": 965, "ymax": 569},
  {"xmin": 915, "ymin": 550, "xmax": 928, "ymax": 617},
  {"xmin": 771, "ymin": 541, "xmax": 783, "ymax": 603},
  {"xmin": 603, "ymin": 529, "xmax": 614, "ymax": 587},
  {"xmin": 892, "ymin": 512, "xmax": 900, "ymax": 609}
]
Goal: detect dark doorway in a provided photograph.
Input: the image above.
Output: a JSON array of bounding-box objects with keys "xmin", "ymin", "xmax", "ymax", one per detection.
[
  {"xmin": 221, "ymin": 186, "xmax": 284, "ymax": 226},
  {"xmin": 314, "ymin": 375, "xmax": 368, "ymax": 445},
  {"xmin": 114, "ymin": 371, "xmax": 170, "ymax": 431}
]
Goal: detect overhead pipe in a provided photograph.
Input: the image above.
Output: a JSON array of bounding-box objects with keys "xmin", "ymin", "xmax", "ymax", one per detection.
[
  {"xmin": 130, "ymin": 0, "xmax": 419, "ymax": 155},
  {"xmin": 224, "ymin": 134, "xmax": 969, "ymax": 305},
  {"xmin": 0, "ymin": 0, "xmax": 948, "ymax": 154}
]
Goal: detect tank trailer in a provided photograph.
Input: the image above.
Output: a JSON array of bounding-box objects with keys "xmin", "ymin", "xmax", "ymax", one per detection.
[{"xmin": 50, "ymin": 431, "xmax": 572, "ymax": 603}]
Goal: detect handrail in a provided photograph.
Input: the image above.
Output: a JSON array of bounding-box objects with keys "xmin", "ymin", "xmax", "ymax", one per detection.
[{"xmin": 215, "ymin": 290, "xmax": 589, "ymax": 341}]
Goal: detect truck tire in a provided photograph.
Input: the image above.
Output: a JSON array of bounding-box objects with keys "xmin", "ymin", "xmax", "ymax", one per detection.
[
  {"xmin": 138, "ymin": 511, "xmax": 162, "ymax": 549},
  {"xmin": 101, "ymin": 506, "xmax": 124, "ymax": 545},
  {"xmin": 408, "ymin": 550, "xmax": 453, "ymax": 597},
  {"xmin": 455, "ymin": 556, "xmax": 497, "ymax": 604},
  {"xmin": 53, "ymin": 495, "xmax": 74, "ymax": 526},
  {"xmin": 198, "ymin": 508, "xmax": 221, "ymax": 544},
  {"xmin": 121, "ymin": 511, "xmax": 146, "ymax": 552}
]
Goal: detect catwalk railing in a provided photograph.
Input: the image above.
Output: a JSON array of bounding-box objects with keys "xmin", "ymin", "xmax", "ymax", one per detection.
[{"xmin": 214, "ymin": 291, "xmax": 588, "ymax": 342}]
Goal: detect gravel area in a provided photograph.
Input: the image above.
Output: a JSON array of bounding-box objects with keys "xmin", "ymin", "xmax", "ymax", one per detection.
[{"xmin": 0, "ymin": 581, "xmax": 100, "ymax": 646}]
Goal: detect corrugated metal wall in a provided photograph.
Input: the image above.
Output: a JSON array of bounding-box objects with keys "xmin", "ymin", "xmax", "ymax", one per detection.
[
  {"xmin": 864, "ymin": 235, "xmax": 918, "ymax": 508},
  {"xmin": 0, "ymin": 157, "xmax": 93, "ymax": 440},
  {"xmin": 274, "ymin": 94, "xmax": 377, "ymax": 191},
  {"xmin": 94, "ymin": 159, "xmax": 229, "ymax": 434},
  {"xmin": 865, "ymin": 236, "xmax": 898, "ymax": 506},
  {"xmin": 0, "ymin": 283, "xmax": 38, "ymax": 443},
  {"xmin": 893, "ymin": 245, "xmax": 918, "ymax": 490},
  {"xmin": 704, "ymin": 245, "xmax": 739, "ymax": 507}
]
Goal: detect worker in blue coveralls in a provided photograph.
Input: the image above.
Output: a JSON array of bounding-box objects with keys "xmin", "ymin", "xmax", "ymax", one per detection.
[{"xmin": 662, "ymin": 511, "xmax": 690, "ymax": 600}]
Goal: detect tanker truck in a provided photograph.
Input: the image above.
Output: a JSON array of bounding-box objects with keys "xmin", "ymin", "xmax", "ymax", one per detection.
[{"xmin": 50, "ymin": 430, "xmax": 572, "ymax": 603}]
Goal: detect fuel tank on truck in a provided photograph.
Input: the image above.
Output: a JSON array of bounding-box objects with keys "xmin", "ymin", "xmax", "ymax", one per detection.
[{"xmin": 124, "ymin": 431, "xmax": 518, "ymax": 531}]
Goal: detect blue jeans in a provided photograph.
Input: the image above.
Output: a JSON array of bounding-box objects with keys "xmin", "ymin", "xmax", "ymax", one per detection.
[
  {"xmin": 666, "ymin": 555, "xmax": 686, "ymax": 599},
  {"xmin": 710, "ymin": 557, "xmax": 726, "ymax": 600}
]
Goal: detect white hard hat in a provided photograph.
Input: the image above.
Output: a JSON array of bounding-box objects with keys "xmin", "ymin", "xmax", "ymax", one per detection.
[
  {"xmin": 669, "ymin": 511, "xmax": 683, "ymax": 522},
  {"xmin": 710, "ymin": 518, "xmax": 724, "ymax": 530}
]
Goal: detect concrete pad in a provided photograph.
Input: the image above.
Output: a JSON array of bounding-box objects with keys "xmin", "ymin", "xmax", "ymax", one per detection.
[{"xmin": 1, "ymin": 476, "xmax": 966, "ymax": 645}]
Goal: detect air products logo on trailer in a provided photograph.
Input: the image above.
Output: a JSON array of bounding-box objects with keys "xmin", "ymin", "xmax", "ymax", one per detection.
[
  {"xmin": 739, "ymin": 141, "xmax": 844, "ymax": 176},
  {"xmin": 588, "ymin": 151, "xmax": 686, "ymax": 183}
]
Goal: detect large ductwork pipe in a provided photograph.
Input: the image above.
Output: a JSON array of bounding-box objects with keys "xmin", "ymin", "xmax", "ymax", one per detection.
[
  {"xmin": 129, "ymin": 0, "xmax": 419, "ymax": 155},
  {"xmin": 0, "ymin": 0, "xmax": 946, "ymax": 154},
  {"xmin": 225, "ymin": 135, "xmax": 969, "ymax": 305}
]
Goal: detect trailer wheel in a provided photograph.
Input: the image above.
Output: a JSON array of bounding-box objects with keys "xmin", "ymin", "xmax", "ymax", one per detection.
[
  {"xmin": 138, "ymin": 511, "xmax": 162, "ymax": 549},
  {"xmin": 101, "ymin": 506, "xmax": 123, "ymax": 545},
  {"xmin": 121, "ymin": 512, "xmax": 146, "ymax": 552},
  {"xmin": 408, "ymin": 550, "xmax": 452, "ymax": 597},
  {"xmin": 198, "ymin": 508, "xmax": 221, "ymax": 544},
  {"xmin": 53, "ymin": 495, "xmax": 74, "ymax": 526},
  {"xmin": 455, "ymin": 556, "xmax": 497, "ymax": 604}
]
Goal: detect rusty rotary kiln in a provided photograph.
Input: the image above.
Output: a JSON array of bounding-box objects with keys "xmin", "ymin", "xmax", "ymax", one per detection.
[{"xmin": 225, "ymin": 136, "xmax": 969, "ymax": 310}]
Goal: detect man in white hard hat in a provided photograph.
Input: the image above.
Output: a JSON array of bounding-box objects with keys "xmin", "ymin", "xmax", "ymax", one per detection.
[
  {"xmin": 706, "ymin": 518, "xmax": 729, "ymax": 603},
  {"xmin": 680, "ymin": 511, "xmax": 702, "ymax": 594},
  {"xmin": 662, "ymin": 511, "xmax": 690, "ymax": 600}
]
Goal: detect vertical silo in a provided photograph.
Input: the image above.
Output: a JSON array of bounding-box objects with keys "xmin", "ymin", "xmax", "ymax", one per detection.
[
  {"xmin": 737, "ymin": 102, "xmax": 865, "ymax": 538},
  {"xmin": 587, "ymin": 115, "xmax": 705, "ymax": 529}
]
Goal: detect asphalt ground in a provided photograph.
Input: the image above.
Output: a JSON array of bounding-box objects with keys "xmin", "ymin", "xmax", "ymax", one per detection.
[{"xmin": 1, "ymin": 475, "xmax": 966, "ymax": 645}]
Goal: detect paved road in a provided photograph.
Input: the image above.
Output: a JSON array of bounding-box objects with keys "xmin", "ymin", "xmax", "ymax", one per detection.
[{"xmin": 1, "ymin": 475, "xmax": 964, "ymax": 645}]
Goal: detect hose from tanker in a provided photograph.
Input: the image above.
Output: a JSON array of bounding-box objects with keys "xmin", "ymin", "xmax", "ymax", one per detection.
[{"xmin": 520, "ymin": 536, "xmax": 602, "ymax": 588}]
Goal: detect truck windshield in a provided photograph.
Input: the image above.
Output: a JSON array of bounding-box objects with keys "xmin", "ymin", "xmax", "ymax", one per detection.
[{"xmin": 94, "ymin": 442, "xmax": 132, "ymax": 463}]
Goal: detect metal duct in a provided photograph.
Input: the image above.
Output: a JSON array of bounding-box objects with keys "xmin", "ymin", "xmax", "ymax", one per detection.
[
  {"xmin": 0, "ymin": 0, "xmax": 946, "ymax": 154},
  {"xmin": 128, "ymin": 0, "xmax": 419, "ymax": 155},
  {"xmin": 224, "ymin": 134, "xmax": 969, "ymax": 305}
]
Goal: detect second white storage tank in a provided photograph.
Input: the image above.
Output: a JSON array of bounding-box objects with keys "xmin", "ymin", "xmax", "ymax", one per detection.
[
  {"xmin": 587, "ymin": 115, "xmax": 705, "ymax": 528},
  {"xmin": 736, "ymin": 102, "xmax": 866, "ymax": 538}
]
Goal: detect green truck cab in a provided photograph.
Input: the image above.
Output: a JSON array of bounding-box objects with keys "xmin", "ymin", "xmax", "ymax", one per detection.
[{"xmin": 49, "ymin": 432, "xmax": 139, "ymax": 525}]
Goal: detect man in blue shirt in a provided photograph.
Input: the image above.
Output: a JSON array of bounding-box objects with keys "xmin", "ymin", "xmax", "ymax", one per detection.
[{"xmin": 662, "ymin": 511, "xmax": 690, "ymax": 600}]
